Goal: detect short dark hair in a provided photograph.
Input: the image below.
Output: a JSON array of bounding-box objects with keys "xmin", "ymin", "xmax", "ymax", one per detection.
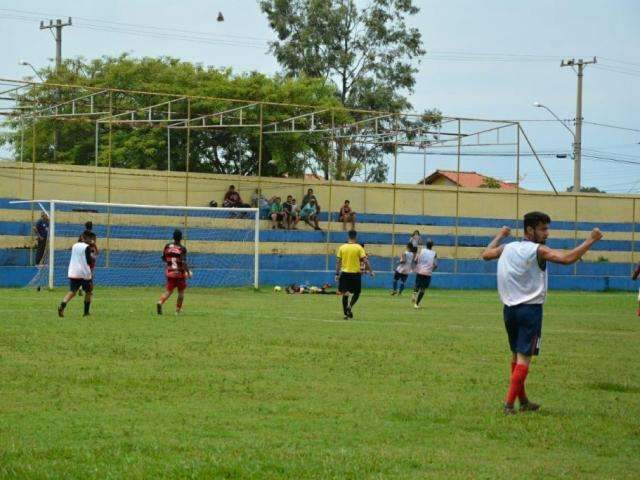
[
  {"xmin": 348, "ymin": 230, "xmax": 357, "ymax": 239},
  {"xmin": 173, "ymin": 229, "xmax": 183, "ymax": 242},
  {"xmin": 345, "ymin": 200, "xmax": 350, "ymax": 203},
  {"xmin": 84, "ymin": 221, "xmax": 93, "ymax": 231},
  {"xmin": 228, "ymin": 185, "xmax": 235, "ymax": 190},
  {"xmin": 426, "ymin": 239, "xmax": 434, "ymax": 249},
  {"xmin": 524, "ymin": 211, "xmax": 551, "ymax": 231}
]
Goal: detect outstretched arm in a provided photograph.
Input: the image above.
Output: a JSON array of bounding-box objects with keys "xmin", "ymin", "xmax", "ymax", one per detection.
[
  {"xmin": 481, "ymin": 226, "xmax": 511, "ymax": 261},
  {"xmin": 538, "ymin": 228, "xmax": 603, "ymax": 265}
]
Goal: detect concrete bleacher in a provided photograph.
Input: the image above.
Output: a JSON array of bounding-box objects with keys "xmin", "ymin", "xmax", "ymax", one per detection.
[{"xmin": 0, "ymin": 196, "xmax": 637, "ymax": 291}]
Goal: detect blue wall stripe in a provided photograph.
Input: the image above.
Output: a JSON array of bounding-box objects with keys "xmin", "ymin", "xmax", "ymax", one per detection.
[
  {"xmin": 0, "ymin": 220, "xmax": 636, "ymax": 252},
  {"xmin": 0, "ymin": 266, "xmax": 633, "ymax": 291},
  {"xmin": 1, "ymin": 249, "xmax": 635, "ymax": 278},
  {"xmin": 1, "ymin": 197, "xmax": 636, "ymax": 232}
]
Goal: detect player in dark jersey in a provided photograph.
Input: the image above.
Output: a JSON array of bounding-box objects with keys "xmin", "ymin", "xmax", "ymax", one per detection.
[{"xmin": 157, "ymin": 229, "xmax": 191, "ymax": 315}]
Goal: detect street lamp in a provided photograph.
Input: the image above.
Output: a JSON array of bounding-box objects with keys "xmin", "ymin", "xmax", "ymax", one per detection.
[
  {"xmin": 533, "ymin": 101, "xmax": 580, "ymax": 191},
  {"xmin": 19, "ymin": 61, "xmax": 45, "ymax": 82}
]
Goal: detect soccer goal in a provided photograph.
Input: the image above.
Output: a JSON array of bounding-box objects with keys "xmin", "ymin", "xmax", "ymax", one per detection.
[{"xmin": 10, "ymin": 200, "xmax": 260, "ymax": 290}]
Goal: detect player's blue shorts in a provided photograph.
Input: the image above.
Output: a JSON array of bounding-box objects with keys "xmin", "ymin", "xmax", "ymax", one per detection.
[{"xmin": 503, "ymin": 303, "xmax": 542, "ymax": 356}]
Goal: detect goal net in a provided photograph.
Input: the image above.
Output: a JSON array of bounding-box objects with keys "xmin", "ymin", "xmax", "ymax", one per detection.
[{"xmin": 10, "ymin": 200, "xmax": 259, "ymax": 290}]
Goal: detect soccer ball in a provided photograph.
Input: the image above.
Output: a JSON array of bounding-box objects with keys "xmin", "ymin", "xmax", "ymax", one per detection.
[{"xmin": 273, "ymin": 285, "xmax": 282, "ymax": 292}]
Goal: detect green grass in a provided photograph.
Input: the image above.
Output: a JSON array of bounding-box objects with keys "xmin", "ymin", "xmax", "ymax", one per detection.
[{"xmin": 1, "ymin": 287, "xmax": 639, "ymax": 479}]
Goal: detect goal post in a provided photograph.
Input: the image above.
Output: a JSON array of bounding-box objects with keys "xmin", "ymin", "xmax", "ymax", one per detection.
[{"xmin": 10, "ymin": 200, "xmax": 260, "ymax": 290}]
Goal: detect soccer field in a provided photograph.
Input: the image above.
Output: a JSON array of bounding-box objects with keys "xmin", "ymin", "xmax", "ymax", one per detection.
[{"xmin": 1, "ymin": 287, "xmax": 639, "ymax": 479}]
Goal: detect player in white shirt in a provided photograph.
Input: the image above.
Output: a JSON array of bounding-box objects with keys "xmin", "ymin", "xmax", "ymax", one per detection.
[
  {"xmin": 391, "ymin": 243, "xmax": 417, "ymax": 296},
  {"xmin": 412, "ymin": 239, "xmax": 437, "ymax": 309},
  {"xmin": 482, "ymin": 211, "xmax": 602, "ymax": 414},
  {"xmin": 58, "ymin": 231, "xmax": 94, "ymax": 317}
]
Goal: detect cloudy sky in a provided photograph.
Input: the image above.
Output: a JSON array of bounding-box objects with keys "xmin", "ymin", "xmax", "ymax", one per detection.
[{"xmin": 1, "ymin": 0, "xmax": 638, "ymax": 192}]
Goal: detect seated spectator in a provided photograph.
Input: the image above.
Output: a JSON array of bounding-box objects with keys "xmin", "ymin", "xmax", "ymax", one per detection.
[
  {"xmin": 300, "ymin": 198, "xmax": 321, "ymax": 230},
  {"xmin": 251, "ymin": 188, "xmax": 271, "ymax": 219},
  {"xmin": 283, "ymin": 195, "xmax": 300, "ymax": 230},
  {"xmin": 270, "ymin": 196, "xmax": 286, "ymax": 229},
  {"xmin": 339, "ymin": 200, "xmax": 356, "ymax": 231},
  {"xmin": 302, "ymin": 188, "xmax": 321, "ymax": 214},
  {"xmin": 223, "ymin": 185, "xmax": 250, "ymax": 208}
]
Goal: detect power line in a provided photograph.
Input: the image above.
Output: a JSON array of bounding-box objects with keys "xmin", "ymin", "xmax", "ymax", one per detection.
[
  {"xmin": 0, "ymin": 8, "xmax": 270, "ymax": 43},
  {"xmin": 582, "ymin": 121, "xmax": 640, "ymax": 133}
]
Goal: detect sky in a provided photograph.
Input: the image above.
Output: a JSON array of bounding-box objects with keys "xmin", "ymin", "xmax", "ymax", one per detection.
[{"xmin": 0, "ymin": 0, "xmax": 639, "ymax": 192}]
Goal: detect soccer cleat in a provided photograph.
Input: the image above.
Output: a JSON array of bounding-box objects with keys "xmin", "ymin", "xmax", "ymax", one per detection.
[
  {"xmin": 346, "ymin": 307, "xmax": 353, "ymax": 319},
  {"xmin": 414, "ymin": 303, "xmax": 420, "ymax": 309},
  {"xmin": 156, "ymin": 303, "xmax": 162, "ymax": 315},
  {"xmin": 175, "ymin": 309, "xmax": 182, "ymax": 316},
  {"xmin": 57, "ymin": 306, "xmax": 64, "ymax": 318},
  {"xmin": 391, "ymin": 290, "xmax": 397, "ymax": 296},
  {"xmin": 519, "ymin": 401, "xmax": 540, "ymax": 413},
  {"xmin": 503, "ymin": 404, "xmax": 517, "ymax": 415},
  {"xmin": 83, "ymin": 313, "xmax": 90, "ymax": 317}
]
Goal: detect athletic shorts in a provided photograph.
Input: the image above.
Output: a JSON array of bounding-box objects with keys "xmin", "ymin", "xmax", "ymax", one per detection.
[
  {"xmin": 503, "ymin": 303, "xmax": 543, "ymax": 356},
  {"xmin": 394, "ymin": 271, "xmax": 408, "ymax": 282},
  {"xmin": 166, "ymin": 277, "xmax": 187, "ymax": 292},
  {"xmin": 415, "ymin": 274, "xmax": 432, "ymax": 290},
  {"xmin": 338, "ymin": 272, "xmax": 361, "ymax": 294},
  {"xmin": 69, "ymin": 278, "xmax": 92, "ymax": 293}
]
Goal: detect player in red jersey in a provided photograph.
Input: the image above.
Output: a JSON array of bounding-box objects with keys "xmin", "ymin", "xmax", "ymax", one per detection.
[{"xmin": 157, "ymin": 229, "xmax": 190, "ymax": 315}]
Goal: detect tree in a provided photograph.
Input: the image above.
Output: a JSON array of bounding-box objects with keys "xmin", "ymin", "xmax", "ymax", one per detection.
[
  {"xmin": 260, "ymin": 0, "xmax": 437, "ymax": 181},
  {"xmin": 1, "ymin": 55, "xmax": 341, "ymax": 177},
  {"xmin": 566, "ymin": 185, "xmax": 606, "ymax": 193},
  {"xmin": 480, "ymin": 177, "xmax": 502, "ymax": 189}
]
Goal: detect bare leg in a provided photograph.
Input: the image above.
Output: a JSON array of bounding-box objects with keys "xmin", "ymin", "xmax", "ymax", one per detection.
[
  {"xmin": 58, "ymin": 290, "xmax": 76, "ymax": 317},
  {"xmin": 176, "ymin": 291, "xmax": 185, "ymax": 313}
]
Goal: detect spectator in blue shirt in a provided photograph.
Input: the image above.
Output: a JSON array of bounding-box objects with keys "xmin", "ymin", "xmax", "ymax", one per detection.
[
  {"xmin": 300, "ymin": 198, "xmax": 321, "ymax": 230},
  {"xmin": 33, "ymin": 212, "xmax": 49, "ymax": 265}
]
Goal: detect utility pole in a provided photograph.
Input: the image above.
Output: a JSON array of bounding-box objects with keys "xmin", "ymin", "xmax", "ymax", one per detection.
[
  {"xmin": 39, "ymin": 17, "xmax": 72, "ymax": 71},
  {"xmin": 561, "ymin": 57, "xmax": 596, "ymax": 192},
  {"xmin": 39, "ymin": 17, "xmax": 72, "ymax": 162}
]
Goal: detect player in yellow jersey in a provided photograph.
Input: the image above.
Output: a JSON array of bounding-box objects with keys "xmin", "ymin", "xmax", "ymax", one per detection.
[{"xmin": 336, "ymin": 230, "xmax": 374, "ymax": 319}]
